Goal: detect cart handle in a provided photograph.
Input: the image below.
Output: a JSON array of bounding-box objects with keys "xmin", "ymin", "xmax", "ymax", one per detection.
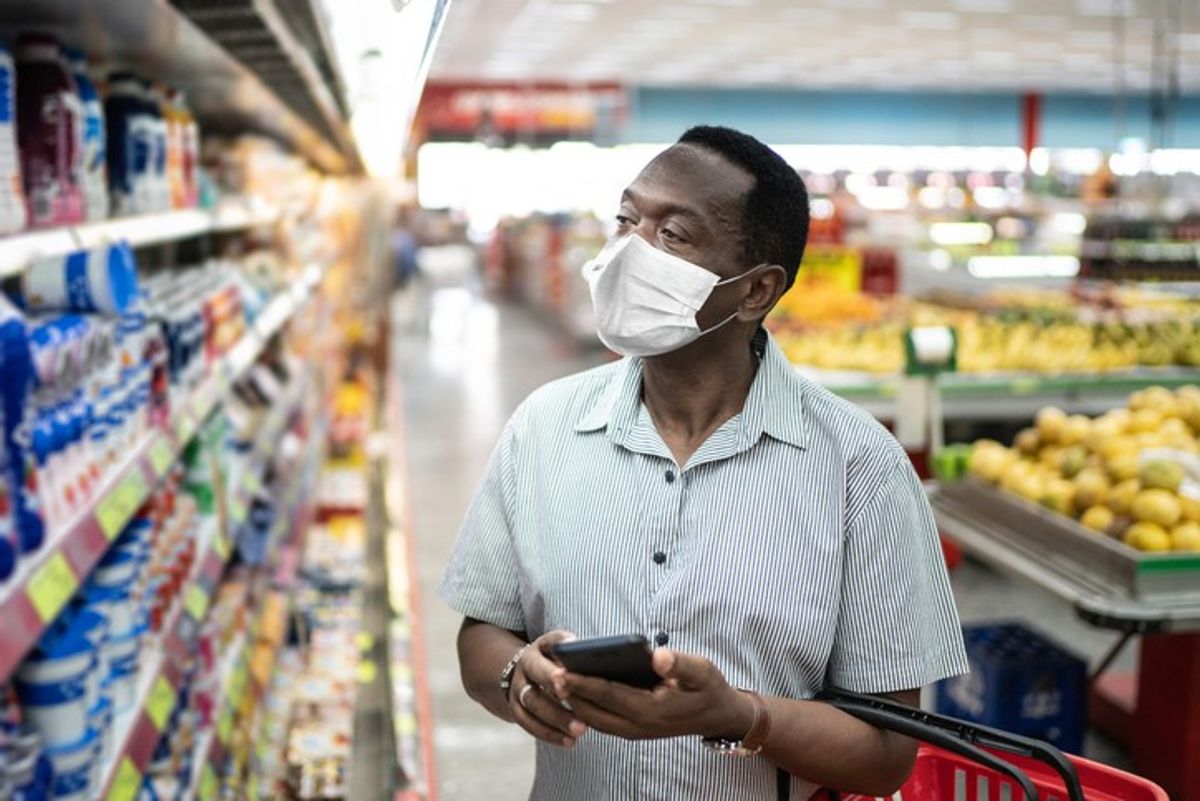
[{"xmin": 816, "ymin": 689, "xmax": 1086, "ymax": 801}]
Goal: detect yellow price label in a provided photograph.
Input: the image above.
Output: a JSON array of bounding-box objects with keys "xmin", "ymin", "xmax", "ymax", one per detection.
[
  {"xmin": 185, "ymin": 585, "xmax": 209, "ymax": 622},
  {"xmin": 106, "ymin": 757, "xmax": 141, "ymax": 801},
  {"xmin": 247, "ymin": 773, "xmax": 259, "ymax": 800},
  {"xmin": 355, "ymin": 632, "xmax": 375, "ymax": 651},
  {"xmin": 217, "ymin": 707, "xmax": 234, "ymax": 746},
  {"xmin": 191, "ymin": 386, "xmax": 211, "ymax": 421},
  {"xmin": 1011, "ymin": 377, "xmax": 1040, "ymax": 395},
  {"xmin": 212, "ymin": 531, "xmax": 231, "ymax": 561},
  {"xmin": 28, "ymin": 552, "xmax": 78, "ymax": 623},
  {"xmin": 96, "ymin": 469, "xmax": 150, "ymax": 540},
  {"xmin": 146, "ymin": 675, "xmax": 176, "ymax": 731},
  {"xmin": 228, "ymin": 495, "xmax": 247, "ymax": 524},
  {"xmin": 147, "ymin": 438, "xmax": 175, "ymax": 477},
  {"xmin": 198, "ymin": 764, "xmax": 218, "ymax": 801},
  {"xmin": 229, "ymin": 662, "xmax": 248, "ymax": 707},
  {"xmin": 356, "ymin": 660, "xmax": 378, "ymax": 684},
  {"xmin": 242, "ymin": 470, "xmax": 261, "ymax": 494}
]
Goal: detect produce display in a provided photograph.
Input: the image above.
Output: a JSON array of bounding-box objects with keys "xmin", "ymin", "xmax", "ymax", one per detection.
[
  {"xmin": 769, "ymin": 285, "xmax": 1200, "ymax": 374},
  {"xmin": 967, "ymin": 386, "xmax": 1200, "ymax": 552}
]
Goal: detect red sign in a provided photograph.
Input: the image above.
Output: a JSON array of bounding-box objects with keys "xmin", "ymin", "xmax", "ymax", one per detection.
[{"xmin": 416, "ymin": 81, "xmax": 627, "ymax": 142}]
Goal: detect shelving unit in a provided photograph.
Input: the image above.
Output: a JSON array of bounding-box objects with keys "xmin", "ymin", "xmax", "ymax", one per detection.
[
  {"xmin": 0, "ymin": 197, "xmax": 281, "ymax": 280},
  {"xmin": 803, "ymin": 366, "xmax": 1200, "ymax": 421},
  {"xmin": 0, "ymin": 265, "xmax": 321, "ymax": 682}
]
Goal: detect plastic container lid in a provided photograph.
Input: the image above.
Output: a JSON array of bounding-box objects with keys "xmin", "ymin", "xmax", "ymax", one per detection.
[{"xmin": 105, "ymin": 243, "xmax": 139, "ymax": 314}]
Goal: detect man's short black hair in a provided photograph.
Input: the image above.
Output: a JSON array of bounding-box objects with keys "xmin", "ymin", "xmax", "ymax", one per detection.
[{"xmin": 676, "ymin": 125, "xmax": 810, "ymax": 289}]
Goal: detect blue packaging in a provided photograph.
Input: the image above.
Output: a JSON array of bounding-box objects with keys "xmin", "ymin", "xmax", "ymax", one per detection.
[
  {"xmin": 0, "ymin": 298, "xmax": 45, "ymax": 554},
  {"xmin": 104, "ymin": 72, "xmax": 152, "ymax": 216},
  {"xmin": 935, "ymin": 622, "xmax": 1087, "ymax": 753},
  {"xmin": 63, "ymin": 48, "xmax": 106, "ymax": 222}
]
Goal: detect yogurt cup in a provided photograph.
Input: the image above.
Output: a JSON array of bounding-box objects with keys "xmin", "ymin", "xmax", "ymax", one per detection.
[
  {"xmin": 87, "ymin": 695, "xmax": 113, "ymax": 765},
  {"xmin": 22, "ymin": 242, "xmax": 139, "ymax": 315},
  {"xmin": 104, "ymin": 632, "xmax": 140, "ymax": 713},
  {"xmin": 84, "ymin": 583, "xmax": 136, "ymax": 638},
  {"xmin": 93, "ymin": 548, "xmax": 140, "ymax": 587},
  {"xmin": 45, "ymin": 729, "xmax": 97, "ymax": 801},
  {"xmin": 14, "ymin": 629, "xmax": 93, "ymax": 748}
]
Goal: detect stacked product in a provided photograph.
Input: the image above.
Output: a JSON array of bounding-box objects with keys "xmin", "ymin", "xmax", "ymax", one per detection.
[{"xmin": 0, "ymin": 30, "xmax": 202, "ymax": 231}]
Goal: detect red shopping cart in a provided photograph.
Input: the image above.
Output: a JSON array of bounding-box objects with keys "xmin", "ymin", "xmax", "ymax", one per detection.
[{"xmin": 817, "ymin": 690, "xmax": 1168, "ymax": 801}]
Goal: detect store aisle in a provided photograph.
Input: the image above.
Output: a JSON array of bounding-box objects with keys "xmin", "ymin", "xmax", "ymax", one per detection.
[{"xmin": 392, "ymin": 286, "xmax": 609, "ymax": 800}]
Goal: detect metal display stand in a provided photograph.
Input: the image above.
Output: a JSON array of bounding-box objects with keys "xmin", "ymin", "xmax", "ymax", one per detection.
[{"xmin": 931, "ymin": 481, "xmax": 1200, "ymax": 800}]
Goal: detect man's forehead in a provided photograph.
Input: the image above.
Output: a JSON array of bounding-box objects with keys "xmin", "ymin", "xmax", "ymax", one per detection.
[{"xmin": 625, "ymin": 144, "xmax": 752, "ymax": 216}]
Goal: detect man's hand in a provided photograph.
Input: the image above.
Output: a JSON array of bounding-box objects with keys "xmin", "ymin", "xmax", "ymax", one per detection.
[
  {"xmin": 509, "ymin": 630, "xmax": 590, "ymax": 748},
  {"xmin": 558, "ymin": 648, "xmax": 756, "ymax": 741}
]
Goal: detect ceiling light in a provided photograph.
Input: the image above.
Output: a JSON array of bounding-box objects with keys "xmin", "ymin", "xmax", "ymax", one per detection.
[
  {"xmin": 930, "ymin": 222, "xmax": 994, "ymax": 246},
  {"xmin": 967, "ymin": 256, "xmax": 1080, "ymax": 279}
]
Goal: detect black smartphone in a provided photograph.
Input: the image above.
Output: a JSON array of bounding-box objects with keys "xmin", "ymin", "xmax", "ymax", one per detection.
[{"xmin": 550, "ymin": 634, "xmax": 659, "ymax": 689}]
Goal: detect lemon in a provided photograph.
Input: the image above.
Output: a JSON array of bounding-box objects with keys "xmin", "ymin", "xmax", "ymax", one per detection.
[
  {"xmin": 1061, "ymin": 415, "xmax": 1092, "ymax": 446},
  {"xmin": 1171, "ymin": 522, "xmax": 1200, "ymax": 552},
  {"xmin": 1013, "ymin": 428, "xmax": 1040, "ymax": 456},
  {"xmin": 1124, "ymin": 521, "xmax": 1172, "ymax": 552},
  {"xmin": 1129, "ymin": 408, "xmax": 1165, "ymax": 434},
  {"xmin": 1040, "ymin": 479, "xmax": 1076, "ymax": 516},
  {"xmin": 1073, "ymin": 469, "xmax": 1111, "ymax": 509},
  {"xmin": 1131, "ymin": 489, "xmax": 1183, "ymax": 528},
  {"xmin": 1140, "ymin": 459, "xmax": 1184, "ymax": 493},
  {"xmin": 1109, "ymin": 479, "xmax": 1141, "ymax": 516},
  {"xmin": 1181, "ymin": 494, "xmax": 1200, "ymax": 524},
  {"xmin": 1080, "ymin": 506, "xmax": 1115, "ymax": 533},
  {"xmin": 1107, "ymin": 454, "xmax": 1142, "ymax": 483},
  {"xmin": 1036, "ymin": 407, "xmax": 1069, "ymax": 444}
]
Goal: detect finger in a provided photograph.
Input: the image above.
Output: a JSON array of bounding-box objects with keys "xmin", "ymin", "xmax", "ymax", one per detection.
[
  {"xmin": 511, "ymin": 691, "xmax": 577, "ymax": 748},
  {"xmin": 565, "ymin": 693, "xmax": 640, "ymax": 739},
  {"xmin": 520, "ymin": 685, "xmax": 589, "ymax": 739},
  {"xmin": 520, "ymin": 649, "xmax": 568, "ymax": 696},
  {"xmin": 652, "ymin": 649, "xmax": 712, "ymax": 690},
  {"xmin": 562, "ymin": 673, "xmax": 648, "ymax": 718}
]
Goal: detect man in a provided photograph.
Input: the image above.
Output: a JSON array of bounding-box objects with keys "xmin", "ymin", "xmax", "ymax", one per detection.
[{"xmin": 440, "ymin": 125, "xmax": 967, "ymax": 800}]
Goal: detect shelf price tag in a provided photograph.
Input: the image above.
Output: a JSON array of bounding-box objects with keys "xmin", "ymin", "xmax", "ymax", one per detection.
[
  {"xmin": 229, "ymin": 662, "xmax": 248, "ymax": 707},
  {"xmin": 228, "ymin": 494, "xmax": 248, "ymax": 524},
  {"xmin": 1010, "ymin": 377, "xmax": 1040, "ymax": 395},
  {"xmin": 148, "ymin": 438, "xmax": 175, "ymax": 478},
  {"xmin": 28, "ymin": 552, "xmax": 78, "ymax": 623},
  {"xmin": 96, "ymin": 469, "xmax": 150, "ymax": 540},
  {"xmin": 106, "ymin": 758, "xmax": 142, "ymax": 801},
  {"xmin": 212, "ymin": 531, "xmax": 231, "ymax": 562},
  {"xmin": 185, "ymin": 585, "xmax": 209, "ymax": 622},
  {"xmin": 198, "ymin": 764, "xmax": 218, "ymax": 801},
  {"xmin": 217, "ymin": 706, "xmax": 234, "ymax": 746},
  {"xmin": 242, "ymin": 470, "xmax": 261, "ymax": 495},
  {"xmin": 247, "ymin": 773, "xmax": 259, "ymax": 800},
  {"xmin": 146, "ymin": 675, "xmax": 176, "ymax": 731}
]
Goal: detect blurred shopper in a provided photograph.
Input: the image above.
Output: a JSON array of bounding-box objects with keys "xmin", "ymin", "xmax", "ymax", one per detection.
[{"xmin": 441, "ymin": 126, "xmax": 967, "ymax": 800}]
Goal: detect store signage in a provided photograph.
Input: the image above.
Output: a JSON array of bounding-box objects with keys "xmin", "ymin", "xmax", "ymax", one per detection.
[{"xmin": 417, "ymin": 82, "xmax": 627, "ymax": 144}]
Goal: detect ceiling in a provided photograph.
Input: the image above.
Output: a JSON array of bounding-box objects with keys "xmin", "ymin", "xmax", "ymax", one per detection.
[{"xmin": 429, "ymin": 0, "xmax": 1200, "ymax": 93}]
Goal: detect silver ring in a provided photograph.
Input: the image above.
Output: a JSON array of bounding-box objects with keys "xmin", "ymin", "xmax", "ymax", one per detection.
[{"xmin": 519, "ymin": 684, "xmax": 535, "ymax": 708}]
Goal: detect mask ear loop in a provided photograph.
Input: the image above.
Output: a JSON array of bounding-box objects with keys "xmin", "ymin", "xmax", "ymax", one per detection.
[{"xmin": 699, "ymin": 263, "xmax": 768, "ymax": 334}]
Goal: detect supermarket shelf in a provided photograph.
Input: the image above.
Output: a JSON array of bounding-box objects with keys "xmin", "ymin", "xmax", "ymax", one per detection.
[
  {"xmin": 0, "ymin": 0, "xmax": 352, "ymax": 173},
  {"xmin": 802, "ymin": 366, "xmax": 1200, "ymax": 421},
  {"xmin": 0, "ymin": 198, "xmax": 280, "ymax": 280},
  {"xmin": 931, "ymin": 482, "xmax": 1200, "ymax": 633},
  {"xmin": 0, "ymin": 277, "xmax": 318, "ymax": 682}
]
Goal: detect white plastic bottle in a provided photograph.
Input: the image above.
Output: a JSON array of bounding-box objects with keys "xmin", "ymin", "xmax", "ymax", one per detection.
[
  {"xmin": 0, "ymin": 40, "xmax": 26, "ymax": 234},
  {"xmin": 64, "ymin": 48, "xmax": 107, "ymax": 222}
]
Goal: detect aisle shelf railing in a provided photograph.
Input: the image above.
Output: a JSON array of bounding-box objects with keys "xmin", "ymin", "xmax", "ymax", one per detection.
[
  {"xmin": 0, "ymin": 197, "xmax": 281, "ymax": 280},
  {"xmin": 0, "ymin": 266, "xmax": 321, "ymax": 681}
]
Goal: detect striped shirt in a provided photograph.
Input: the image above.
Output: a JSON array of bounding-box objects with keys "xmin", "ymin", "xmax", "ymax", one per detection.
[{"xmin": 440, "ymin": 329, "xmax": 968, "ymax": 801}]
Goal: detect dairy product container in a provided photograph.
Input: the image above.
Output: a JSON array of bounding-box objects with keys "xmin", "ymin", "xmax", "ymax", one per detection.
[
  {"xmin": 63, "ymin": 48, "xmax": 106, "ymax": 222},
  {"xmin": 14, "ymin": 627, "xmax": 93, "ymax": 748},
  {"xmin": 19, "ymin": 241, "xmax": 139, "ymax": 314},
  {"xmin": 0, "ymin": 41, "xmax": 27, "ymax": 233},
  {"xmin": 104, "ymin": 72, "xmax": 152, "ymax": 216},
  {"xmin": 15, "ymin": 34, "xmax": 83, "ymax": 226}
]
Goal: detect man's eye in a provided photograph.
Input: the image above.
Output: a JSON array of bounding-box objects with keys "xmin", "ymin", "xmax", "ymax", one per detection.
[
  {"xmin": 660, "ymin": 228, "xmax": 682, "ymax": 242},
  {"xmin": 616, "ymin": 214, "xmax": 635, "ymax": 227}
]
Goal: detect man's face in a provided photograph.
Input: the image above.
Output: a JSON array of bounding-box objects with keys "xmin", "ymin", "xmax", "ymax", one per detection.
[{"xmin": 615, "ymin": 144, "xmax": 753, "ymax": 284}]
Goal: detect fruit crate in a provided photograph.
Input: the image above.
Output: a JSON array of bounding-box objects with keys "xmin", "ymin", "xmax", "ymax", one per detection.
[{"xmin": 934, "ymin": 478, "xmax": 1200, "ymax": 601}]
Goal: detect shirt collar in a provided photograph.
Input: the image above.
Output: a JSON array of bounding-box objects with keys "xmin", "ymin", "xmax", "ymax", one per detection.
[{"xmin": 573, "ymin": 328, "xmax": 808, "ymax": 450}]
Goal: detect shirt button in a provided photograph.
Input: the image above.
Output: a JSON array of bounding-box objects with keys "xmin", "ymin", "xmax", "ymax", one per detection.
[
  {"xmin": 655, "ymin": 631, "xmax": 669, "ymax": 646},
  {"xmin": 664, "ymin": 469, "xmax": 676, "ymax": 484},
  {"xmin": 653, "ymin": 551, "xmax": 667, "ymax": 565}
]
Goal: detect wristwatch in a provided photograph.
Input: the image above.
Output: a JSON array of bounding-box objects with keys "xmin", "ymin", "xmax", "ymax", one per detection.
[
  {"xmin": 702, "ymin": 690, "xmax": 771, "ymax": 757},
  {"xmin": 499, "ymin": 643, "xmax": 534, "ymax": 699}
]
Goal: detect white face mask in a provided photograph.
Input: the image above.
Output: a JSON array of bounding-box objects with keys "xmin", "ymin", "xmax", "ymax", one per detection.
[{"xmin": 581, "ymin": 234, "xmax": 762, "ymax": 358}]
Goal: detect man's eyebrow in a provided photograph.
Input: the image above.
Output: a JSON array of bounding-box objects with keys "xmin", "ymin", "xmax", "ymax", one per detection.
[{"xmin": 620, "ymin": 187, "xmax": 707, "ymax": 225}]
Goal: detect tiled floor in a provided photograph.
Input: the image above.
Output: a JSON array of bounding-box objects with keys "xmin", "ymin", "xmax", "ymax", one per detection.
[{"xmin": 392, "ymin": 286, "xmax": 1132, "ymax": 801}]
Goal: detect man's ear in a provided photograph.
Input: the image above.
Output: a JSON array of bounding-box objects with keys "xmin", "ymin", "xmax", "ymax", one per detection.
[{"xmin": 740, "ymin": 264, "xmax": 789, "ymax": 319}]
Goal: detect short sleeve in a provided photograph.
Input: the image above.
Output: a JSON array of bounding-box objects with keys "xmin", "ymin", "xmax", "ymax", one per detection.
[
  {"xmin": 825, "ymin": 459, "xmax": 968, "ymax": 693},
  {"xmin": 438, "ymin": 422, "xmax": 526, "ymax": 632}
]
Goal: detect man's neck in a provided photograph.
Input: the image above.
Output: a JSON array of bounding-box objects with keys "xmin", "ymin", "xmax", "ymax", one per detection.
[{"xmin": 640, "ymin": 331, "xmax": 759, "ymax": 466}]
